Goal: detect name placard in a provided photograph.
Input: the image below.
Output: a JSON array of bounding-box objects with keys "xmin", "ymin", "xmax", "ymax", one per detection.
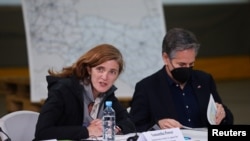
[{"xmin": 137, "ymin": 128, "xmax": 185, "ymax": 141}]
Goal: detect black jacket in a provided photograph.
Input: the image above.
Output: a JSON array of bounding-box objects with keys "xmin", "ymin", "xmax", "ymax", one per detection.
[
  {"xmin": 34, "ymin": 75, "xmax": 134, "ymax": 140},
  {"xmin": 129, "ymin": 66, "xmax": 234, "ymax": 132}
]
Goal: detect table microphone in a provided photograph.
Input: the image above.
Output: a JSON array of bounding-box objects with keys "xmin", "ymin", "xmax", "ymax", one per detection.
[
  {"xmin": 0, "ymin": 127, "xmax": 11, "ymax": 141},
  {"xmin": 127, "ymin": 134, "xmax": 138, "ymax": 141},
  {"xmin": 126, "ymin": 119, "xmax": 138, "ymax": 141}
]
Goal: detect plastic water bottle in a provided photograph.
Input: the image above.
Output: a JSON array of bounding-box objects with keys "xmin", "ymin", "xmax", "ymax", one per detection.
[{"xmin": 102, "ymin": 101, "xmax": 115, "ymax": 141}]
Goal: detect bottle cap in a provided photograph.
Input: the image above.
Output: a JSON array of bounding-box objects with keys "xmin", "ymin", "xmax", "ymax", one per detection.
[{"xmin": 105, "ymin": 101, "xmax": 112, "ymax": 107}]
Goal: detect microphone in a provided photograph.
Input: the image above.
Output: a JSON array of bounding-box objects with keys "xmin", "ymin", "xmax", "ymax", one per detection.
[
  {"xmin": 127, "ymin": 134, "xmax": 138, "ymax": 141},
  {"xmin": 0, "ymin": 127, "xmax": 11, "ymax": 141},
  {"xmin": 126, "ymin": 119, "xmax": 138, "ymax": 141}
]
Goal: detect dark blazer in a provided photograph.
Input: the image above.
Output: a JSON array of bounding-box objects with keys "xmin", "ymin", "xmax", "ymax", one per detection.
[
  {"xmin": 34, "ymin": 75, "xmax": 134, "ymax": 140},
  {"xmin": 129, "ymin": 66, "xmax": 234, "ymax": 132}
]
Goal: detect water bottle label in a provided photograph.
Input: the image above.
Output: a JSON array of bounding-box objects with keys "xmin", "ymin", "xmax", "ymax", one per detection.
[{"xmin": 103, "ymin": 116, "xmax": 115, "ymax": 141}]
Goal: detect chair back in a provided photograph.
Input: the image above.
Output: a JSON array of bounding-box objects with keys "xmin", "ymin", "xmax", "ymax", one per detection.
[{"xmin": 0, "ymin": 110, "xmax": 39, "ymax": 141}]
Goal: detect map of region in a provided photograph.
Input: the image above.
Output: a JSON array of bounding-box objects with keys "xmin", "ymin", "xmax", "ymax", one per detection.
[{"xmin": 21, "ymin": 0, "xmax": 166, "ymax": 102}]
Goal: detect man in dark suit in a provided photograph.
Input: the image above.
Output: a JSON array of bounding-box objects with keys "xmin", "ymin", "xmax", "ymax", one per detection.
[{"xmin": 129, "ymin": 28, "xmax": 234, "ymax": 132}]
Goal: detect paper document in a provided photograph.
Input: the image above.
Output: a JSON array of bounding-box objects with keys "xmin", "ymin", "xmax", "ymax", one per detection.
[
  {"xmin": 207, "ymin": 94, "xmax": 217, "ymax": 124},
  {"xmin": 182, "ymin": 125, "xmax": 193, "ymax": 130},
  {"xmin": 181, "ymin": 129, "xmax": 208, "ymax": 141}
]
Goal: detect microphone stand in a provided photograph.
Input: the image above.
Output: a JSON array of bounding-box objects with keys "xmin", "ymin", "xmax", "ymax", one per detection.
[
  {"xmin": 126, "ymin": 119, "xmax": 139, "ymax": 141},
  {"xmin": 127, "ymin": 133, "xmax": 139, "ymax": 141}
]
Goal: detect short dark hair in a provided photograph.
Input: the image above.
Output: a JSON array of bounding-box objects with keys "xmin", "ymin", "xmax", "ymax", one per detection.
[{"xmin": 162, "ymin": 28, "xmax": 200, "ymax": 59}]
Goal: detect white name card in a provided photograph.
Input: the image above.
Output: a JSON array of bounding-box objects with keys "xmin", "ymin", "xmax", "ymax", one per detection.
[{"xmin": 137, "ymin": 128, "xmax": 185, "ymax": 141}]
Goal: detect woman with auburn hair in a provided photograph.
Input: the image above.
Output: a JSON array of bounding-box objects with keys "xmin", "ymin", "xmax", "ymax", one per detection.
[{"xmin": 34, "ymin": 44, "xmax": 134, "ymax": 140}]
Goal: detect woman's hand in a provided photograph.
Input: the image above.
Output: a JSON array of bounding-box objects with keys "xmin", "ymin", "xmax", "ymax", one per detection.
[
  {"xmin": 115, "ymin": 125, "xmax": 122, "ymax": 134},
  {"xmin": 87, "ymin": 119, "xmax": 103, "ymax": 137}
]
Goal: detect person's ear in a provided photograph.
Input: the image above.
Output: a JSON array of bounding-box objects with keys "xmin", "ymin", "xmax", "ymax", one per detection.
[{"xmin": 162, "ymin": 52, "xmax": 169, "ymax": 65}]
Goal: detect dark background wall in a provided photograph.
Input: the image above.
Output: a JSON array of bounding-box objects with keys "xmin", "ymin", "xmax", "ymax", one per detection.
[
  {"xmin": 164, "ymin": 3, "xmax": 250, "ymax": 57},
  {"xmin": 0, "ymin": 3, "xmax": 249, "ymax": 67},
  {"xmin": 0, "ymin": 6, "xmax": 27, "ymax": 67}
]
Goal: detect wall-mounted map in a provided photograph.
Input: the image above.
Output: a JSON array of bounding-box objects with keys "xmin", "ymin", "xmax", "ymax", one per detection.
[{"xmin": 21, "ymin": 0, "xmax": 166, "ymax": 102}]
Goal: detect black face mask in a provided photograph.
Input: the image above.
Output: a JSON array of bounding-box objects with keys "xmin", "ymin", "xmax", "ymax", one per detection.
[{"xmin": 170, "ymin": 67, "xmax": 192, "ymax": 84}]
